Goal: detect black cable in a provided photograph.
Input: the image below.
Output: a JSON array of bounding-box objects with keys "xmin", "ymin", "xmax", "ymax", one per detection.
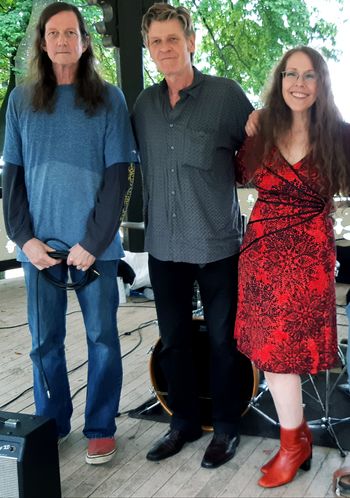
[
  {"xmin": 0, "ymin": 309, "xmax": 83, "ymax": 330},
  {"xmin": 120, "ymin": 305, "xmax": 156, "ymax": 308},
  {"xmin": 0, "ymin": 306, "xmax": 155, "ymax": 330},
  {"xmin": 41, "ymin": 250, "xmax": 99, "ymax": 291},
  {"xmin": 0, "ymin": 241, "xmax": 103, "ymax": 402},
  {"xmin": 67, "ymin": 360, "xmax": 88, "ymax": 375},
  {"xmin": 70, "ymin": 384, "xmax": 87, "ymax": 401},
  {"xmin": 0, "ymin": 386, "xmax": 33, "ymax": 409},
  {"xmin": 121, "ymin": 300, "xmax": 155, "ymax": 305},
  {"xmin": 22, "ymin": 239, "xmax": 100, "ymax": 403},
  {"xmin": 0, "ymin": 319, "xmax": 157, "ymax": 410},
  {"xmin": 28, "ymin": 242, "xmax": 100, "ymax": 402},
  {"xmin": 119, "ymin": 319, "xmax": 158, "ymax": 337},
  {"xmin": 0, "ymin": 321, "xmax": 30, "ymax": 330},
  {"xmin": 36, "ymin": 270, "xmax": 51, "ymax": 399}
]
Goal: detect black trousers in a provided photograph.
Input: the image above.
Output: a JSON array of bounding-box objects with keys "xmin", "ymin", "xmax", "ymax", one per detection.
[{"xmin": 148, "ymin": 254, "xmax": 241, "ymax": 436}]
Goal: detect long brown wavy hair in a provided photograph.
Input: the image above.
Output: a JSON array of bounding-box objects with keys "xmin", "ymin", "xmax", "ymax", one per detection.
[
  {"xmin": 29, "ymin": 2, "xmax": 105, "ymax": 114},
  {"xmin": 260, "ymin": 46, "xmax": 349, "ymax": 196}
]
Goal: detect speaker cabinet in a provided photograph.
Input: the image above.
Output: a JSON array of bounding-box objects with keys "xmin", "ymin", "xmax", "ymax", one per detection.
[{"xmin": 0, "ymin": 411, "xmax": 61, "ymax": 498}]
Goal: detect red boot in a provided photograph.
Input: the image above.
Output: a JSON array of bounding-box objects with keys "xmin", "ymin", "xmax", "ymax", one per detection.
[
  {"xmin": 261, "ymin": 418, "xmax": 312, "ymax": 474},
  {"xmin": 258, "ymin": 422, "xmax": 312, "ymax": 488}
]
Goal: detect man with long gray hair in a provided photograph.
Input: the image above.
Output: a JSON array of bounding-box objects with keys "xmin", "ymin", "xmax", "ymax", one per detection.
[{"xmin": 3, "ymin": 1, "xmax": 137, "ymax": 465}]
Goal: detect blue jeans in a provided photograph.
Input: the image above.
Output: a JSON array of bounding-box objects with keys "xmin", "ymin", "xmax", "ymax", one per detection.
[{"xmin": 23, "ymin": 260, "xmax": 122, "ymax": 439}]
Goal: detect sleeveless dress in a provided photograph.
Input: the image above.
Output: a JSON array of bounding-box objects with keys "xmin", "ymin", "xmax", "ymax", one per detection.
[{"xmin": 234, "ymin": 138, "xmax": 338, "ymax": 374}]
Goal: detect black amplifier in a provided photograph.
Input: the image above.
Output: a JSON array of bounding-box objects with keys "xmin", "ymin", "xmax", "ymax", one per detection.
[{"xmin": 0, "ymin": 411, "xmax": 61, "ymax": 498}]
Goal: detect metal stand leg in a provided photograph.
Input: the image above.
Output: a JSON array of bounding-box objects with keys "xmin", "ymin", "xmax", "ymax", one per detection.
[
  {"xmin": 245, "ymin": 347, "xmax": 350, "ymax": 457},
  {"xmin": 303, "ymin": 347, "xmax": 350, "ymax": 457},
  {"xmin": 247, "ymin": 379, "xmax": 279, "ymax": 426},
  {"xmin": 137, "ymin": 398, "xmax": 161, "ymax": 416}
]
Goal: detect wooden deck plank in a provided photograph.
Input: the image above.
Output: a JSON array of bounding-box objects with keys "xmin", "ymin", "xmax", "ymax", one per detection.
[
  {"xmin": 304, "ymin": 446, "xmax": 344, "ymax": 497},
  {"xmin": 218, "ymin": 437, "xmax": 275, "ymax": 497},
  {"xmin": 1, "ymin": 276, "xmax": 349, "ymax": 498},
  {"xmin": 61, "ymin": 419, "xmax": 158, "ymax": 496},
  {"xmin": 129, "ymin": 435, "xmax": 212, "ymax": 497},
  {"xmin": 87, "ymin": 423, "xmax": 167, "ymax": 497}
]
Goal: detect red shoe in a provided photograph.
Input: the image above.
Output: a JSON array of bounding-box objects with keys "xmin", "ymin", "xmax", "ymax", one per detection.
[
  {"xmin": 86, "ymin": 437, "xmax": 116, "ymax": 465},
  {"xmin": 258, "ymin": 423, "xmax": 312, "ymax": 488},
  {"xmin": 261, "ymin": 418, "xmax": 312, "ymax": 474}
]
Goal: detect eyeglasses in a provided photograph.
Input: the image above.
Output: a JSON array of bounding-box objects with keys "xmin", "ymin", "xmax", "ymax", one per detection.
[{"xmin": 281, "ymin": 70, "xmax": 317, "ymax": 83}]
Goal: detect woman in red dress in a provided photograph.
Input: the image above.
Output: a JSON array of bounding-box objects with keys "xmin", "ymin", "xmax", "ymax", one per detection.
[{"xmin": 234, "ymin": 46, "xmax": 350, "ymax": 488}]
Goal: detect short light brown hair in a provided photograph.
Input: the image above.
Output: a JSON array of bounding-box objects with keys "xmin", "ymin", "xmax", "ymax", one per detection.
[{"xmin": 141, "ymin": 3, "xmax": 195, "ymax": 46}]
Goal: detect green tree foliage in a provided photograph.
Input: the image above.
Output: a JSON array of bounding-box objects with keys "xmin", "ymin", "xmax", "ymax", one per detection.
[
  {"xmin": 0, "ymin": 0, "xmax": 32, "ymax": 151},
  {"xmin": 0, "ymin": 0, "xmax": 119, "ymax": 150},
  {"xmin": 73, "ymin": 1, "xmax": 119, "ymax": 85},
  {"xmin": 0, "ymin": 0, "xmax": 346, "ymax": 140},
  {"xmin": 0, "ymin": 0, "xmax": 32, "ymax": 99},
  {"xmin": 0, "ymin": 0, "xmax": 117, "ymax": 107},
  {"xmin": 174, "ymin": 0, "xmax": 343, "ymax": 99}
]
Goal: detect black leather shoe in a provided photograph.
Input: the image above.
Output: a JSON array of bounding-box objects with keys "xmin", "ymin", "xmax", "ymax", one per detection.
[
  {"xmin": 338, "ymin": 383, "xmax": 350, "ymax": 399},
  {"xmin": 201, "ymin": 433, "xmax": 240, "ymax": 469},
  {"xmin": 146, "ymin": 429, "xmax": 202, "ymax": 461}
]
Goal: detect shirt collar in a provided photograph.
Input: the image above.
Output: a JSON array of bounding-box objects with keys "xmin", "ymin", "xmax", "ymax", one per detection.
[{"xmin": 160, "ymin": 66, "xmax": 204, "ymax": 99}]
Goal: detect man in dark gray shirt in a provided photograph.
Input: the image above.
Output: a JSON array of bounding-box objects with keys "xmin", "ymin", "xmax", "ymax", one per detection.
[{"xmin": 132, "ymin": 2, "xmax": 253, "ymax": 469}]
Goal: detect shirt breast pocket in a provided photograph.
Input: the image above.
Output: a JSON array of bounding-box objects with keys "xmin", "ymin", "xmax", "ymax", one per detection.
[{"xmin": 182, "ymin": 129, "xmax": 216, "ymax": 171}]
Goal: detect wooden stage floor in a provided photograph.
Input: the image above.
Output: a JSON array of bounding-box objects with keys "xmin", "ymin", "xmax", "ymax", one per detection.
[{"xmin": 1, "ymin": 276, "xmax": 350, "ymax": 497}]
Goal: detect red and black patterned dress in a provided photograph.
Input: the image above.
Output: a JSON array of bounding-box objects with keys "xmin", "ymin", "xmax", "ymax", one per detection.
[{"xmin": 234, "ymin": 137, "xmax": 338, "ymax": 374}]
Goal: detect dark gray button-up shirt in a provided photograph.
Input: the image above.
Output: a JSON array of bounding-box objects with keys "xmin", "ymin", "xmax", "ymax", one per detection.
[{"xmin": 132, "ymin": 67, "xmax": 253, "ymax": 264}]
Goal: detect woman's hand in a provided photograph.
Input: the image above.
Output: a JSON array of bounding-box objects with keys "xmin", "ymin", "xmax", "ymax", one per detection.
[{"xmin": 245, "ymin": 109, "xmax": 262, "ymax": 137}]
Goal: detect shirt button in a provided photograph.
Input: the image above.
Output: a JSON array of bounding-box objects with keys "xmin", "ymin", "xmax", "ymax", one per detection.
[
  {"xmin": 172, "ymin": 213, "xmax": 176, "ymax": 218},
  {"xmin": 171, "ymin": 191, "xmax": 175, "ymax": 195},
  {"xmin": 171, "ymin": 168, "xmax": 175, "ymax": 172},
  {"xmin": 170, "ymin": 145, "xmax": 175, "ymax": 150},
  {"xmin": 169, "ymin": 123, "xmax": 174, "ymax": 128}
]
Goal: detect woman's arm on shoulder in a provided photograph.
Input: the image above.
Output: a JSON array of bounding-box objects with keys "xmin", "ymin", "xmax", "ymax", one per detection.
[{"xmin": 245, "ymin": 109, "xmax": 263, "ymax": 136}]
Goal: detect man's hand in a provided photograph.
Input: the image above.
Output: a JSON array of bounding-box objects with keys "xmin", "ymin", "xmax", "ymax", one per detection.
[
  {"xmin": 67, "ymin": 244, "xmax": 96, "ymax": 271},
  {"xmin": 245, "ymin": 109, "xmax": 262, "ymax": 137},
  {"xmin": 22, "ymin": 238, "xmax": 62, "ymax": 270}
]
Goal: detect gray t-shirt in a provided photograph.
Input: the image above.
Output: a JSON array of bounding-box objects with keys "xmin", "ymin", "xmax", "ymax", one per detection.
[{"xmin": 132, "ymin": 67, "xmax": 253, "ymax": 264}]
